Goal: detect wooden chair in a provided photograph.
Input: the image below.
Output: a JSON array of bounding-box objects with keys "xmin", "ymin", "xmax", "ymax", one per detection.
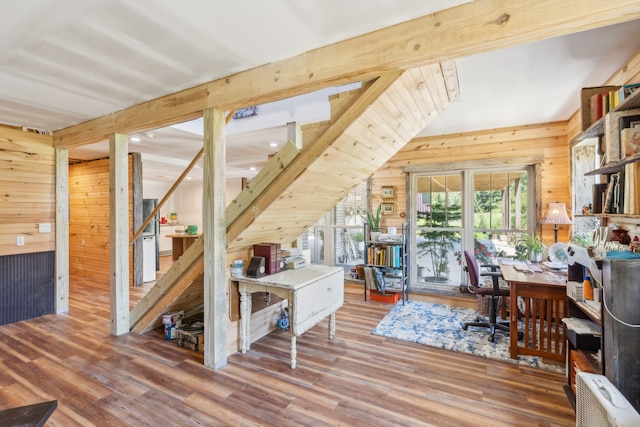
[{"xmin": 461, "ymin": 250, "xmax": 511, "ymax": 342}]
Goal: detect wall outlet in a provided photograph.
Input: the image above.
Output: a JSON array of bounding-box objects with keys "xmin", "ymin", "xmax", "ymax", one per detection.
[
  {"xmin": 38, "ymin": 223, "xmax": 51, "ymax": 233},
  {"xmin": 17, "ymin": 236, "xmax": 25, "ymax": 246}
]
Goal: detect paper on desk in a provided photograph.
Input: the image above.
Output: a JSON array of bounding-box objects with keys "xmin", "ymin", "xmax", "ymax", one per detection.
[
  {"xmin": 499, "ymin": 258, "xmax": 526, "ymax": 266},
  {"xmin": 562, "ymin": 317, "xmax": 601, "ymax": 336},
  {"xmin": 513, "ymin": 264, "xmax": 544, "ymax": 273}
]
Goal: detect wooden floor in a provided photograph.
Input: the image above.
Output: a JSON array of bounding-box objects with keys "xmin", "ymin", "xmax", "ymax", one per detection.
[{"xmin": 0, "ymin": 264, "xmax": 575, "ymax": 426}]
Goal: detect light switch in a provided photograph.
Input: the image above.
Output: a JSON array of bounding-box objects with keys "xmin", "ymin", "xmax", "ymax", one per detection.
[
  {"xmin": 17, "ymin": 236, "xmax": 25, "ymax": 246},
  {"xmin": 38, "ymin": 223, "xmax": 51, "ymax": 233}
]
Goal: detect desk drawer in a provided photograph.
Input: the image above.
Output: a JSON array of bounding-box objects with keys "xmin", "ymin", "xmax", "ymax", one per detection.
[{"xmin": 293, "ymin": 271, "xmax": 343, "ymax": 335}]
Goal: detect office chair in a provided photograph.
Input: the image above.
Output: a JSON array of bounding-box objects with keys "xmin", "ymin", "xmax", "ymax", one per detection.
[{"xmin": 461, "ymin": 250, "xmax": 510, "ymax": 342}]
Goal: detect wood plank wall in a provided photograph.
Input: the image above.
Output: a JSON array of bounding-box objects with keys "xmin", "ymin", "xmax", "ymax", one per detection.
[
  {"xmin": 371, "ymin": 122, "xmax": 571, "ymax": 244},
  {"xmin": 69, "ymin": 156, "xmax": 138, "ymax": 285},
  {"xmin": 0, "ymin": 126, "xmax": 55, "ymax": 256}
]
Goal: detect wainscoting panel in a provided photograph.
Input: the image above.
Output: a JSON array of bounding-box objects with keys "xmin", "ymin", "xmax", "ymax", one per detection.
[{"xmin": 0, "ymin": 251, "xmax": 54, "ymax": 326}]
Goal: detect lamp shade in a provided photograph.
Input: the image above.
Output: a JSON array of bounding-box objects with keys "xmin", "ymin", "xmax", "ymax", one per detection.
[{"xmin": 541, "ymin": 202, "xmax": 572, "ymax": 225}]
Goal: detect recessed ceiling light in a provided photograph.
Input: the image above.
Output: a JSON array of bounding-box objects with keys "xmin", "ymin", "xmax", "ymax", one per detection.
[
  {"xmin": 269, "ymin": 142, "xmax": 278, "ymax": 147},
  {"xmin": 249, "ymin": 167, "xmax": 256, "ymax": 171},
  {"xmin": 130, "ymin": 136, "xmax": 141, "ymax": 142},
  {"xmin": 186, "ymin": 176, "xmax": 192, "ymax": 180}
]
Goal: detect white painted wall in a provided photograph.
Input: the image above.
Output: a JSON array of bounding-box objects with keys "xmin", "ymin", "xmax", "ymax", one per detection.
[{"xmin": 143, "ymin": 178, "xmax": 244, "ymax": 234}]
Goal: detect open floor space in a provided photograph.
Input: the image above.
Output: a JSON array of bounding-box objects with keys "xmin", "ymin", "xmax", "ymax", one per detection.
[{"xmin": 0, "ymin": 275, "xmax": 574, "ymax": 426}]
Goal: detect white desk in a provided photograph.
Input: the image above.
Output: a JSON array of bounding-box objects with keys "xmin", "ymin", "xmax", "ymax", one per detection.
[{"xmin": 237, "ymin": 264, "xmax": 344, "ymax": 368}]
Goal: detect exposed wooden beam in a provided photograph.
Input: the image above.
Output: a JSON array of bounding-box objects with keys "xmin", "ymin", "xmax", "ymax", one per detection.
[
  {"xmin": 55, "ymin": 147, "xmax": 69, "ymax": 313},
  {"xmin": 129, "ymin": 141, "xmax": 300, "ymax": 334},
  {"xmin": 130, "ymin": 111, "xmax": 236, "ymax": 243},
  {"xmin": 53, "ymin": 0, "xmax": 640, "ymax": 148},
  {"xmin": 225, "ymin": 71, "xmax": 404, "ymax": 241},
  {"xmin": 109, "ymin": 133, "xmax": 129, "ymax": 336},
  {"xmin": 202, "ymin": 107, "xmax": 227, "ymax": 369}
]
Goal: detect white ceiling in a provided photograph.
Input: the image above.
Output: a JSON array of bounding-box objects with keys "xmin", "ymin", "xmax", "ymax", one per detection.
[{"xmin": 2, "ymin": 1, "xmax": 640, "ymax": 182}]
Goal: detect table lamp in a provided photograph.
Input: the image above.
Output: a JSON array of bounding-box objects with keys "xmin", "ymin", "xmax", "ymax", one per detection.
[{"xmin": 541, "ymin": 202, "xmax": 572, "ymax": 242}]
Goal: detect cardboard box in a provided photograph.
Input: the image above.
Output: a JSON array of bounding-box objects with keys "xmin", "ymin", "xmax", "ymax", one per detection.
[
  {"xmin": 162, "ymin": 310, "xmax": 184, "ymax": 327},
  {"xmin": 176, "ymin": 325, "xmax": 204, "ymax": 351},
  {"xmin": 566, "ymin": 281, "xmax": 583, "ymax": 302}
]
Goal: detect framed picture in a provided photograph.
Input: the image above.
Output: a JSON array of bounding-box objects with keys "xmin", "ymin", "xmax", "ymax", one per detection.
[
  {"xmin": 381, "ymin": 202, "xmax": 395, "ymax": 215},
  {"xmin": 380, "ymin": 186, "xmax": 395, "ymax": 199}
]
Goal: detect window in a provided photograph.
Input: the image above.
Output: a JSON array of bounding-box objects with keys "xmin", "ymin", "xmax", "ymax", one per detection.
[
  {"xmin": 410, "ymin": 167, "xmax": 534, "ymax": 289},
  {"xmin": 308, "ymin": 181, "xmax": 367, "ymax": 270}
]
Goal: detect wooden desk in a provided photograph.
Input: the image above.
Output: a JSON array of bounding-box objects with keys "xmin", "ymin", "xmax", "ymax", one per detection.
[
  {"xmin": 166, "ymin": 233, "xmax": 199, "ymax": 261},
  {"xmin": 499, "ymin": 261, "xmax": 568, "ymax": 361},
  {"xmin": 237, "ymin": 264, "xmax": 344, "ymax": 368}
]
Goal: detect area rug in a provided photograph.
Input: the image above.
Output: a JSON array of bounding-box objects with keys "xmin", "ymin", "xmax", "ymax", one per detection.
[{"xmin": 372, "ymin": 300, "xmax": 565, "ymax": 373}]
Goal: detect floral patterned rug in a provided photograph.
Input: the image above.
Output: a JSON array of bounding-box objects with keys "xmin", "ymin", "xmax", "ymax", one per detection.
[{"xmin": 372, "ymin": 300, "xmax": 565, "ymax": 373}]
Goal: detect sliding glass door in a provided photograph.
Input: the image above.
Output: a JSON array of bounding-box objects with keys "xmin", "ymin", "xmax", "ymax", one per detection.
[
  {"xmin": 414, "ymin": 174, "xmax": 463, "ymax": 286},
  {"xmin": 410, "ymin": 167, "xmax": 533, "ymax": 290}
]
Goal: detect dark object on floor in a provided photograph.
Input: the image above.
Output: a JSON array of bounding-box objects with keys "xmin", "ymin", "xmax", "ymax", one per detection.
[
  {"xmin": 0, "ymin": 400, "xmax": 57, "ymax": 427},
  {"xmin": 461, "ymin": 250, "xmax": 513, "ymax": 343}
]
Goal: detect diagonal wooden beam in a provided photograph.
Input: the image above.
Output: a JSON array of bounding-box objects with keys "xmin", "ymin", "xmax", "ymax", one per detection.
[
  {"xmin": 53, "ymin": 0, "xmax": 640, "ymax": 147},
  {"xmin": 225, "ymin": 71, "xmax": 404, "ymax": 241},
  {"xmin": 129, "ymin": 141, "xmax": 300, "ymax": 332}
]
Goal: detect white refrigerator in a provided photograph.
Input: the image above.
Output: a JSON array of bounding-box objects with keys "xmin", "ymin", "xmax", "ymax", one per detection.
[{"xmin": 143, "ymin": 234, "xmax": 156, "ymax": 282}]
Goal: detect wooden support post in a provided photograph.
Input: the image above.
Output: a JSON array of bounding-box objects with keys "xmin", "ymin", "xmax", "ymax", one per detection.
[
  {"xmin": 109, "ymin": 133, "xmax": 130, "ymax": 335},
  {"xmin": 203, "ymin": 108, "xmax": 227, "ymax": 369},
  {"xmin": 55, "ymin": 147, "xmax": 69, "ymax": 313}
]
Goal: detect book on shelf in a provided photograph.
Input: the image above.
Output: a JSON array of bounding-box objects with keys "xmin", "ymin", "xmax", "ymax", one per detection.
[
  {"xmin": 618, "ymin": 83, "xmax": 640, "ymax": 102},
  {"xmin": 603, "ymin": 173, "xmax": 620, "ymax": 214},
  {"xmin": 580, "ymin": 86, "xmax": 620, "ymax": 130},
  {"xmin": 624, "ymin": 162, "xmax": 640, "ymax": 215},
  {"xmin": 367, "ymin": 245, "xmax": 402, "ymax": 268}
]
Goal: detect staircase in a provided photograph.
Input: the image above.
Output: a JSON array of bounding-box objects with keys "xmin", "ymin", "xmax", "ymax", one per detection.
[{"xmin": 130, "ymin": 63, "xmax": 457, "ymax": 334}]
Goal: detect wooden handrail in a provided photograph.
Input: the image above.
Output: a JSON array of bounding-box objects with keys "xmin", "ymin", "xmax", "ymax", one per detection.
[{"xmin": 130, "ymin": 111, "xmax": 235, "ymax": 243}]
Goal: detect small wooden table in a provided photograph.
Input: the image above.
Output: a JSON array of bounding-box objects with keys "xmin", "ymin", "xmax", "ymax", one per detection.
[
  {"xmin": 166, "ymin": 233, "xmax": 199, "ymax": 261},
  {"xmin": 499, "ymin": 260, "xmax": 568, "ymax": 361},
  {"xmin": 237, "ymin": 264, "xmax": 344, "ymax": 369}
]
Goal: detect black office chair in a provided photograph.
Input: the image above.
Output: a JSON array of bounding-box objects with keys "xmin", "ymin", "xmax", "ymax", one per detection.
[{"xmin": 461, "ymin": 250, "xmax": 510, "ymax": 342}]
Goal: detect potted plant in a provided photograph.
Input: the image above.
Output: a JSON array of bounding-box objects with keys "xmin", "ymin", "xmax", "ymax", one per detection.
[
  {"xmin": 362, "ymin": 205, "xmax": 382, "ymax": 241},
  {"xmin": 516, "ymin": 232, "xmax": 546, "ymax": 262}
]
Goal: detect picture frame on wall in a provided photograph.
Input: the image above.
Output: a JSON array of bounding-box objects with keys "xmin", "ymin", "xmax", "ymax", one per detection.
[
  {"xmin": 380, "ymin": 186, "xmax": 395, "ymax": 199},
  {"xmin": 381, "ymin": 202, "xmax": 395, "ymax": 215}
]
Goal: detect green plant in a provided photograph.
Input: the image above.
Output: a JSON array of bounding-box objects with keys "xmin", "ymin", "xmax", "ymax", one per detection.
[
  {"xmin": 515, "ymin": 232, "xmax": 546, "ymax": 261},
  {"xmin": 350, "ymin": 231, "xmax": 364, "ymax": 242},
  {"xmin": 362, "ymin": 205, "xmax": 381, "ymax": 232},
  {"xmin": 571, "ymin": 230, "xmax": 593, "ymax": 247}
]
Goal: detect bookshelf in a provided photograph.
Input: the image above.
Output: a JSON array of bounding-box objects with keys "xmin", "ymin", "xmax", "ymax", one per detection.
[
  {"xmin": 363, "ymin": 222, "xmax": 408, "ymax": 304},
  {"xmin": 573, "ymin": 85, "xmax": 640, "ymax": 218}
]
